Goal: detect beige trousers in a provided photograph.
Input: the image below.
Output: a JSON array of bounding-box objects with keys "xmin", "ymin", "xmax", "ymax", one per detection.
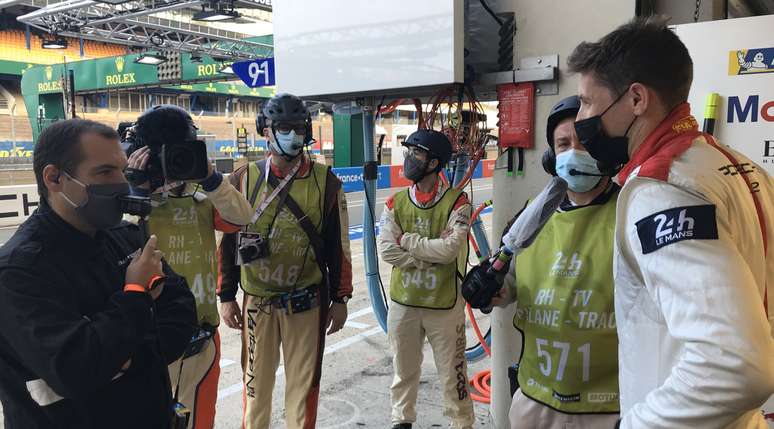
[
  {"xmin": 388, "ymin": 298, "xmax": 475, "ymax": 428},
  {"xmin": 509, "ymin": 389, "xmax": 620, "ymax": 429},
  {"xmin": 241, "ymin": 295, "xmax": 323, "ymax": 429}
]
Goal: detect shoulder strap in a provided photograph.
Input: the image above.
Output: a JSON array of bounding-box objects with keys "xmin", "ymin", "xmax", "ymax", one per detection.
[
  {"xmin": 249, "ymin": 159, "xmax": 269, "ymax": 207},
  {"xmin": 266, "ymin": 171, "xmax": 327, "ymax": 278},
  {"xmin": 323, "ymin": 165, "xmax": 341, "ymax": 216}
]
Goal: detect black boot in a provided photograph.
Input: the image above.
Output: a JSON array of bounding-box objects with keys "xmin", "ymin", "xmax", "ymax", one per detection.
[{"xmin": 391, "ymin": 424, "xmax": 412, "ymax": 429}]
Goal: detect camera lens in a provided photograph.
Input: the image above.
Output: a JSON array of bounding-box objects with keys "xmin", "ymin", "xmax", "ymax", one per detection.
[
  {"xmin": 161, "ymin": 141, "xmax": 209, "ymax": 181},
  {"xmin": 240, "ymin": 245, "xmax": 258, "ymax": 262},
  {"xmin": 167, "ymin": 145, "xmax": 194, "ymax": 177}
]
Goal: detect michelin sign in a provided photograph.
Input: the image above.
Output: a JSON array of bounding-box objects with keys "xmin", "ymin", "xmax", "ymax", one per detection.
[{"xmin": 730, "ymin": 47, "xmax": 774, "ymax": 76}]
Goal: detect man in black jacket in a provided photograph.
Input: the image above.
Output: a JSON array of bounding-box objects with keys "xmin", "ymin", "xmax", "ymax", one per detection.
[{"xmin": 0, "ymin": 119, "xmax": 197, "ymax": 428}]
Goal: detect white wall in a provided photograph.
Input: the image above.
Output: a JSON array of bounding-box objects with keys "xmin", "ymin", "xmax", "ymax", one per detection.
[{"xmin": 489, "ymin": 1, "xmax": 636, "ymax": 426}]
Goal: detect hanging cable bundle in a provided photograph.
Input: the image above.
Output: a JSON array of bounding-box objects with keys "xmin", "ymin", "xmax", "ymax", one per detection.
[{"xmin": 418, "ymin": 84, "xmax": 490, "ymax": 190}]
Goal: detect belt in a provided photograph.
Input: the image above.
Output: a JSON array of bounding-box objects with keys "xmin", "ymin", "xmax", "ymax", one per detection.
[{"xmin": 261, "ymin": 286, "xmax": 320, "ymax": 314}]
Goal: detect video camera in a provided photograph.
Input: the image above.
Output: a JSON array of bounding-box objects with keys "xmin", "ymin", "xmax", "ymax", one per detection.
[{"xmin": 123, "ymin": 105, "xmax": 210, "ymax": 191}]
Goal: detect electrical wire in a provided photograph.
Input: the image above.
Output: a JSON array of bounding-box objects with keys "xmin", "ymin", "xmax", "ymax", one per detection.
[{"xmin": 421, "ymin": 84, "xmax": 489, "ymax": 191}]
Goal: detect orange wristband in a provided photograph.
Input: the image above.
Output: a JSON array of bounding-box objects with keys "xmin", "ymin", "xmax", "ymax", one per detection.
[{"xmin": 124, "ymin": 283, "xmax": 147, "ymax": 294}]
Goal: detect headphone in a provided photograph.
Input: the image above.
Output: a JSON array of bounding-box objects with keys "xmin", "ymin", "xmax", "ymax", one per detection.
[
  {"xmin": 542, "ymin": 95, "xmax": 582, "ymax": 177},
  {"xmin": 542, "ymin": 148, "xmax": 557, "ymax": 176}
]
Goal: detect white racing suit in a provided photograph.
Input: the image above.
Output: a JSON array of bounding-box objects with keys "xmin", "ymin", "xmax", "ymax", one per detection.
[{"xmin": 613, "ymin": 104, "xmax": 774, "ymax": 428}]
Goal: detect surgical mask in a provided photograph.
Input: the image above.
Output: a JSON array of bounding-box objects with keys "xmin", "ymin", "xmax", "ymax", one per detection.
[
  {"xmin": 574, "ymin": 90, "xmax": 637, "ymax": 174},
  {"xmin": 555, "ymin": 149, "xmax": 603, "ymax": 192},
  {"xmin": 270, "ymin": 129, "xmax": 305, "ymax": 159},
  {"xmin": 61, "ymin": 172, "xmax": 130, "ymax": 230},
  {"xmin": 403, "ymin": 154, "xmax": 431, "ymax": 183}
]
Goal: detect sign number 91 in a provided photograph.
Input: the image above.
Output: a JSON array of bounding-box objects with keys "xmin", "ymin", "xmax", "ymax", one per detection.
[
  {"xmin": 233, "ymin": 58, "xmax": 275, "ymax": 88},
  {"xmin": 248, "ymin": 61, "xmax": 270, "ymax": 86}
]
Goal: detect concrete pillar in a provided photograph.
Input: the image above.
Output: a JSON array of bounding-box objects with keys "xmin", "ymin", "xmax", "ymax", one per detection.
[{"xmin": 488, "ymin": 1, "xmax": 636, "ymax": 427}]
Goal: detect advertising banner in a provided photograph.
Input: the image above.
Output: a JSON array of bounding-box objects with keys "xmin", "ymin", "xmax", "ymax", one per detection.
[
  {"xmin": 0, "ymin": 184, "xmax": 39, "ymax": 227},
  {"xmin": 675, "ymin": 15, "xmax": 774, "ymax": 176},
  {"xmin": 333, "ymin": 165, "xmax": 391, "ymax": 193}
]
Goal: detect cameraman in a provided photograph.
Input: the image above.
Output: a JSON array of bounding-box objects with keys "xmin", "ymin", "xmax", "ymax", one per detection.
[
  {"xmin": 215, "ymin": 93, "xmax": 352, "ymax": 429},
  {"xmin": 125, "ymin": 105, "xmax": 242, "ymax": 429},
  {"xmin": 493, "ymin": 96, "xmax": 620, "ymax": 429},
  {"xmin": 0, "ymin": 119, "xmax": 197, "ymax": 428}
]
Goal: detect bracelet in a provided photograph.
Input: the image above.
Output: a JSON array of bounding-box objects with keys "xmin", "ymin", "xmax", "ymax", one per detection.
[{"xmin": 124, "ymin": 283, "xmax": 147, "ymax": 293}]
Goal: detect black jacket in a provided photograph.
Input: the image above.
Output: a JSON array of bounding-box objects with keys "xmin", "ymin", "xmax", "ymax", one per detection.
[{"xmin": 0, "ymin": 201, "xmax": 197, "ymax": 429}]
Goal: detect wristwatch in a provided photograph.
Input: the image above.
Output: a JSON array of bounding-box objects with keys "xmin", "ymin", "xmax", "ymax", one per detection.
[
  {"xmin": 333, "ymin": 295, "xmax": 350, "ymax": 304},
  {"xmin": 124, "ymin": 275, "xmax": 166, "ymax": 294}
]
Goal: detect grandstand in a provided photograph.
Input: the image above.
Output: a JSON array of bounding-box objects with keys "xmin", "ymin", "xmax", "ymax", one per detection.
[{"xmin": 0, "ymin": 30, "xmax": 126, "ymax": 64}]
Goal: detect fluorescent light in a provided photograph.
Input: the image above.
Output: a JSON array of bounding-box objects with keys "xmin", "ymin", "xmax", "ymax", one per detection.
[
  {"xmin": 134, "ymin": 53, "xmax": 168, "ymax": 65},
  {"xmin": 42, "ymin": 37, "xmax": 67, "ymax": 49},
  {"xmin": 193, "ymin": 9, "xmax": 240, "ymax": 21},
  {"xmin": 219, "ymin": 65, "xmax": 234, "ymax": 74}
]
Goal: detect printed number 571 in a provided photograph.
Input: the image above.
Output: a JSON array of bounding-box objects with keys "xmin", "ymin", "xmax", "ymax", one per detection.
[{"xmin": 536, "ymin": 338, "xmax": 591, "ymax": 382}]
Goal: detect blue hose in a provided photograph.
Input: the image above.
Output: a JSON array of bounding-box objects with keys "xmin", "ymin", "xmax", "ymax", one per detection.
[{"xmin": 362, "ymin": 107, "xmax": 389, "ymax": 333}]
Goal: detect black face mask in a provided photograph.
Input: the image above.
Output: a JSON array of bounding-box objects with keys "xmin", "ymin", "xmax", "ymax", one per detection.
[
  {"xmin": 574, "ymin": 90, "xmax": 637, "ymax": 175},
  {"xmin": 61, "ymin": 172, "xmax": 131, "ymax": 230},
  {"xmin": 403, "ymin": 154, "xmax": 432, "ymax": 183}
]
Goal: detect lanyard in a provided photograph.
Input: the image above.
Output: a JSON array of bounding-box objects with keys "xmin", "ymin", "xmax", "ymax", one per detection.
[{"xmin": 250, "ymin": 159, "xmax": 302, "ymax": 225}]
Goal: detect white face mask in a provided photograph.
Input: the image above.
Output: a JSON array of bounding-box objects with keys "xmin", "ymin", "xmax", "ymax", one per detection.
[
  {"xmin": 269, "ymin": 129, "xmax": 305, "ymax": 158},
  {"xmin": 554, "ymin": 149, "xmax": 603, "ymax": 192}
]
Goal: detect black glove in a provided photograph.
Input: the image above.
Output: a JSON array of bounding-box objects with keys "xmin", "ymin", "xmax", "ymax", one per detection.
[
  {"xmin": 461, "ymin": 260, "xmax": 503, "ymax": 309},
  {"xmin": 125, "ymin": 167, "xmax": 149, "ymax": 188}
]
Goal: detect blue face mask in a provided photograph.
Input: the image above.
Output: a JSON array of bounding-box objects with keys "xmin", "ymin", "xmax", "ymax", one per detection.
[
  {"xmin": 555, "ymin": 149, "xmax": 603, "ymax": 192},
  {"xmin": 270, "ymin": 130, "xmax": 305, "ymax": 158}
]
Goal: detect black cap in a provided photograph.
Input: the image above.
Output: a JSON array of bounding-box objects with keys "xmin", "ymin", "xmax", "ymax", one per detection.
[
  {"xmin": 546, "ymin": 95, "xmax": 580, "ymax": 149},
  {"xmin": 402, "ymin": 129, "xmax": 453, "ymax": 167}
]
